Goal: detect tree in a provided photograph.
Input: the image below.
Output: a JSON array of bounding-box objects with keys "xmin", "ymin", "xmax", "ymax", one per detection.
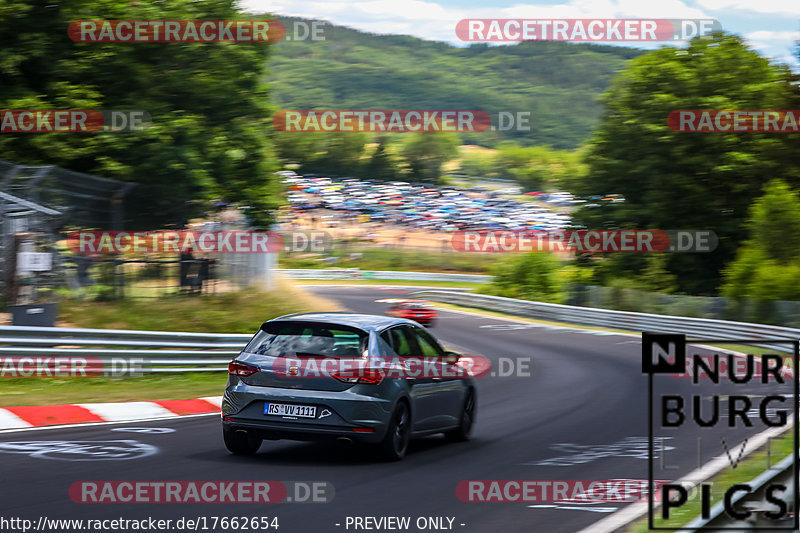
[
  {"xmin": 494, "ymin": 142, "xmax": 587, "ymax": 191},
  {"xmin": 307, "ymin": 132, "xmax": 368, "ymax": 177},
  {"xmin": 363, "ymin": 137, "xmax": 403, "ymax": 180},
  {"xmin": 745, "ymin": 180, "xmax": 800, "ymax": 264},
  {"xmin": 401, "ymin": 133, "xmax": 458, "ymax": 183},
  {"xmin": 0, "ymin": 0, "xmax": 279, "ymax": 229},
  {"xmin": 481, "ymin": 252, "xmax": 564, "ymax": 303},
  {"xmin": 568, "ymin": 33, "xmax": 800, "ymax": 294},
  {"xmin": 269, "ymin": 18, "xmax": 642, "ymax": 149},
  {"xmin": 274, "ymin": 131, "xmax": 368, "ymax": 177},
  {"xmin": 722, "ymin": 180, "xmax": 800, "ymax": 301},
  {"xmin": 272, "ymin": 131, "xmax": 326, "ymax": 169},
  {"xmin": 457, "ymin": 148, "xmax": 495, "ymax": 178}
]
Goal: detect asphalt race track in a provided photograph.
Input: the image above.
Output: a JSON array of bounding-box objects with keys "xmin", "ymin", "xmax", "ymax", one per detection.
[{"xmin": 0, "ymin": 285, "xmax": 792, "ymax": 533}]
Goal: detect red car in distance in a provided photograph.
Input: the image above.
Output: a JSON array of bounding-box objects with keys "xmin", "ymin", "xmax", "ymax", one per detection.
[{"xmin": 381, "ymin": 299, "xmax": 438, "ymax": 327}]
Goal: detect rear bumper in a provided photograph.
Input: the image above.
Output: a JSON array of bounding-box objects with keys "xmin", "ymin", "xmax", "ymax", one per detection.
[
  {"xmin": 221, "ymin": 383, "xmax": 396, "ymax": 444},
  {"xmin": 403, "ymin": 315, "xmax": 436, "ymax": 324},
  {"xmin": 222, "ymin": 418, "xmax": 384, "ymax": 443}
]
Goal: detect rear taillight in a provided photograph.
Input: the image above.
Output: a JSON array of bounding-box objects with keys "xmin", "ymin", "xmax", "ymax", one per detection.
[
  {"xmin": 228, "ymin": 361, "xmax": 259, "ymax": 377},
  {"xmin": 330, "ymin": 368, "xmax": 384, "ymax": 385}
]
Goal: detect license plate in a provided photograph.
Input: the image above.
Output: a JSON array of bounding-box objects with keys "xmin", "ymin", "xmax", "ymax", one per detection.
[{"xmin": 264, "ymin": 403, "xmax": 317, "ymax": 418}]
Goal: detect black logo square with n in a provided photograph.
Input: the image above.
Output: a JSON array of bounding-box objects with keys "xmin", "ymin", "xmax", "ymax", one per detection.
[{"xmin": 642, "ymin": 333, "xmax": 685, "ymax": 374}]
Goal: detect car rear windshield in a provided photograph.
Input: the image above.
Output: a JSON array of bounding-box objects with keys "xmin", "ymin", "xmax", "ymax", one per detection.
[{"xmin": 244, "ymin": 321, "xmax": 368, "ymax": 358}]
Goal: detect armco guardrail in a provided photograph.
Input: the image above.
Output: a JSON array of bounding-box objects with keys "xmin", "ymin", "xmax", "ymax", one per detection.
[
  {"xmin": 412, "ymin": 290, "xmax": 800, "ymax": 352},
  {"xmin": 0, "ymin": 325, "xmax": 252, "ymax": 373},
  {"xmin": 277, "ymin": 268, "xmax": 490, "ymax": 283},
  {"xmin": 6, "ymin": 290, "xmax": 800, "ymax": 373}
]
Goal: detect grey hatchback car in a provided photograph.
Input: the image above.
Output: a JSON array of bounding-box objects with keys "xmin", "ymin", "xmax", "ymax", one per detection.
[{"xmin": 221, "ymin": 313, "xmax": 476, "ymax": 460}]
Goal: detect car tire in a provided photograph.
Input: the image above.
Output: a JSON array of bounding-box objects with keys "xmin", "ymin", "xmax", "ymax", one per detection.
[
  {"xmin": 380, "ymin": 401, "xmax": 411, "ymax": 461},
  {"xmin": 426, "ymin": 320, "xmax": 435, "ymax": 328},
  {"xmin": 445, "ymin": 389, "xmax": 476, "ymax": 442},
  {"xmin": 223, "ymin": 427, "xmax": 262, "ymax": 456}
]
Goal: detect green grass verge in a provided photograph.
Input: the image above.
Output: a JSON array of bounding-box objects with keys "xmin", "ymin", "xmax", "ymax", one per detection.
[
  {"xmin": 60, "ymin": 283, "xmax": 338, "ymax": 333},
  {"xmin": 626, "ymin": 433, "xmax": 794, "ymax": 532},
  {"xmin": 0, "ymin": 372, "xmax": 228, "ymax": 407},
  {"xmin": 6, "ymin": 284, "xmax": 340, "ymax": 407},
  {"xmin": 278, "ymin": 248, "xmax": 501, "ymax": 273}
]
